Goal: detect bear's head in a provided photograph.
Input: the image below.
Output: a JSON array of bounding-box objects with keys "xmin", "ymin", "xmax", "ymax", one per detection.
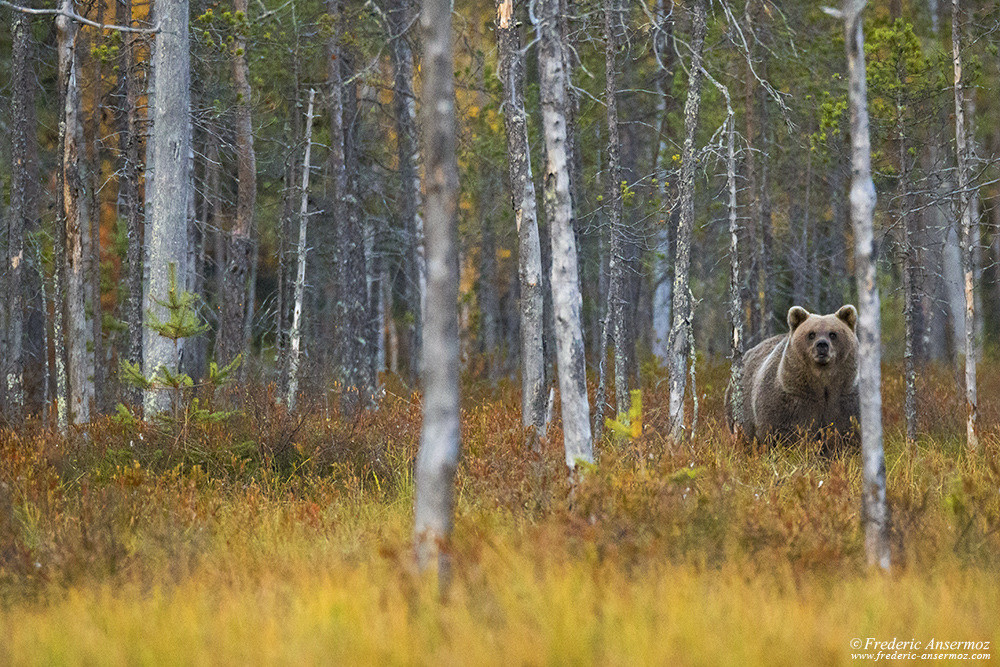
[{"xmin": 786, "ymin": 305, "xmax": 858, "ymax": 374}]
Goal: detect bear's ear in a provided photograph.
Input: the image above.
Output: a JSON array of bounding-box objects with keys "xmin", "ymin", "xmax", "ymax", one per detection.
[
  {"xmin": 836, "ymin": 304, "xmax": 858, "ymax": 331},
  {"xmin": 787, "ymin": 306, "xmax": 810, "ymax": 331}
]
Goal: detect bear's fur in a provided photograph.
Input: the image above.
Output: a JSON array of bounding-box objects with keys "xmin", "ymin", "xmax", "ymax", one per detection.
[{"xmin": 726, "ymin": 305, "xmax": 860, "ymax": 451}]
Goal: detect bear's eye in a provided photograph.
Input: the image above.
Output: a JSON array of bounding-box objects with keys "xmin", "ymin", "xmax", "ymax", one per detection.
[
  {"xmin": 829, "ymin": 332, "xmax": 837, "ymax": 340},
  {"xmin": 808, "ymin": 332, "xmax": 816, "ymax": 340}
]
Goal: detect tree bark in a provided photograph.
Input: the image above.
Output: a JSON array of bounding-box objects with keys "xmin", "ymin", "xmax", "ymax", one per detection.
[
  {"xmin": 650, "ymin": 0, "xmax": 675, "ymax": 365},
  {"xmin": 215, "ymin": 0, "xmax": 256, "ymax": 370},
  {"xmin": 119, "ymin": 0, "xmax": 145, "ymax": 409},
  {"xmin": 668, "ymin": 0, "xmax": 707, "ymax": 442},
  {"xmin": 413, "ymin": 0, "xmax": 462, "ymax": 581},
  {"xmin": 844, "ymin": 0, "xmax": 891, "ymax": 571},
  {"xmin": 952, "ymin": 0, "xmax": 977, "ymax": 451},
  {"xmin": 58, "ymin": 0, "xmax": 95, "ymax": 426},
  {"xmin": 143, "ymin": 0, "xmax": 192, "ymax": 415},
  {"xmin": 496, "ymin": 0, "xmax": 546, "ymax": 447},
  {"xmin": 6, "ymin": 10, "xmax": 35, "ymax": 421},
  {"xmin": 285, "ymin": 89, "xmax": 317, "ymax": 411},
  {"xmin": 536, "ymin": 0, "xmax": 593, "ymax": 469},
  {"xmin": 388, "ymin": 0, "xmax": 426, "ymax": 381}
]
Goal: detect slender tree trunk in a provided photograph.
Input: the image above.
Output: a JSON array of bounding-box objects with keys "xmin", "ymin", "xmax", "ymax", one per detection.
[
  {"xmin": 143, "ymin": 0, "xmax": 192, "ymax": 415},
  {"xmin": 897, "ymin": 101, "xmax": 918, "ymax": 447},
  {"xmin": 285, "ymin": 89, "xmax": 317, "ymax": 411},
  {"xmin": 6, "ymin": 11, "xmax": 35, "ymax": 421},
  {"xmin": 844, "ymin": 0, "xmax": 891, "ymax": 571},
  {"xmin": 536, "ymin": 0, "xmax": 593, "ymax": 469},
  {"xmin": 479, "ymin": 211, "xmax": 500, "ymax": 377},
  {"xmin": 120, "ymin": 0, "xmax": 145, "ymax": 408},
  {"xmin": 952, "ymin": 0, "xmax": 977, "ymax": 451},
  {"xmin": 215, "ymin": 0, "xmax": 256, "ymax": 370},
  {"xmin": 389, "ymin": 0, "xmax": 426, "ymax": 381},
  {"xmin": 650, "ymin": 0, "xmax": 674, "ymax": 366},
  {"xmin": 413, "ymin": 0, "xmax": 462, "ymax": 580},
  {"xmin": 496, "ymin": 0, "xmax": 546, "ymax": 446},
  {"xmin": 668, "ymin": 0, "xmax": 707, "ymax": 442},
  {"xmin": 605, "ymin": 0, "xmax": 629, "ymax": 422},
  {"xmin": 57, "ymin": 0, "xmax": 95, "ymax": 426},
  {"xmin": 592, "ymin": 0, "xmax": 627, "ymax": 442}
]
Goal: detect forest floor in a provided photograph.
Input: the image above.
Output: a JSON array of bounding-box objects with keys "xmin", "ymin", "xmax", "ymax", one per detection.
[{"xmin": 1, "ymin": 362, "xmax": 999, "ymax": 665}]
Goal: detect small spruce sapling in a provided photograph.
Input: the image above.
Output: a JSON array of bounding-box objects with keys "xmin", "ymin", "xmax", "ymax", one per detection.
[{"xmin": 117, "ymin": 264, "xmax": 239, "ymax": 430}]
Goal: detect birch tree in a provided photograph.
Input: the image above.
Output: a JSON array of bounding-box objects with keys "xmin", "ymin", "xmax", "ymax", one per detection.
[
  {"xmin": 536, "ymin": 0, "xmax": 593, "ymax": 468},
  {"xmin": 951, "ymin": 0, "xmax": 977, "ymax": 451},
  {"xmin": 496, "ymin": 0, "xmax": 546, "ymax": 447},
  {"xmin": 839, "ymin": 0, "xmax": 891, "ymax": 570},
  {"xmin": 667, "ymin": 0, "xmax": 707, "ymax": 442},
  {"xmin": 143, "ymin": 0, "xmax": 193, "ymax": 415},
  {"xmin": 413, "ymin": 0, "xmax": 461, "ymax": 578},
  {"xmin": 284, "ymin": 89, "xmax": 316, "ymax": 411}
]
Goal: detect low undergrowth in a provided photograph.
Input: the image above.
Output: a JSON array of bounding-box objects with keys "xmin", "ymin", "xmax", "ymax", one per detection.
[{"xmin": 1, "ymin": 362, "xmax": 998, "ymax": 663}]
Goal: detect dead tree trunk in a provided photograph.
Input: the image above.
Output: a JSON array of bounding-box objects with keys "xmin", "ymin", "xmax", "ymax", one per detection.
[
  {"xmin": 284, "ymin": 89, "xmax": 316, "ymax": 411},
  {"xmin": 57, "ymin": 0, "xmax": 95, "ymax": 426},
  {"xmin": 413, "ymin": 0, "xmax": 462, "ymax": 581},
  {"xmin": 143, "ymin": 0, "xmax": 192, "ymax": 415},
  {"xmin": 668, "ymin": 0, "xmax": 706, "ymax": 442},
  {"xmin": 536, "ymin": 0, "xmax": 593, "ymax": 469},
  {"xmin": 496, "ymin": 0, "xmax": 546, "ymax": 447},
  {"xmin": 952, "ymin": 0, "xmax": 978, "ymax": 452},
  {"xmin": 842, "ymin": 0, "xmax": 891, "ymax": 571}
]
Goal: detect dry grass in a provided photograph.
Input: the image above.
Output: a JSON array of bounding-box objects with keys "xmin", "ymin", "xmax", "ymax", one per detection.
[{"xmin": 1, "ymin": 362, "xmax": 999, "ymax": 664}]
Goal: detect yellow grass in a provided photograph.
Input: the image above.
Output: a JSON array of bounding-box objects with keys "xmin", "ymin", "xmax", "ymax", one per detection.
[{"xmin": 1, "ymin": 363, "xmax": 999, "ymax": 664}]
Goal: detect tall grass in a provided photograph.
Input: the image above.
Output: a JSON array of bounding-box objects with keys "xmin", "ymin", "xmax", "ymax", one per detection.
[{"xmin": 1, "ymin": 363, "xmax": 998, "ymax": 663}]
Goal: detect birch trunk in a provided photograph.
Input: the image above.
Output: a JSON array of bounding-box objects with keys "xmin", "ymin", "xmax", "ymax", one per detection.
[
  {"xmin": 496, "ymin": 0, "xmax": 546, "ymax": 445},
  {"xmin": 952, "ymin": 0, "xmax": 977, "ymax": 451},
  {"xmin": 536, "ymin": 0, "xmax": 593, "ymax": 468},
  {"xmin": 143, "ymin": 0, "xmax": 192, "ymax": 415},
  {"xmin": 668, "ymin": 0, "xmax": 706, "ymax": 442},
  {"xmin": 844, "ymin": 0, "xmax": 891, "ymax": 570},
  {"xmin": 285, "ymin": 89, "xmax": 316, "ymax": 411},
  {"xmin": 389, "ymin": 0, "xmax": 426, "ymax": 380},
  {"xmin": 413, "ymin": 0, "xmax": 462, "ymax": 579}
]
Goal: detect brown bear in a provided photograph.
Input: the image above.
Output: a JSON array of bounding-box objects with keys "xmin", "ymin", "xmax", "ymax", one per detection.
[{"xmin": 726, "ymin": 305, "xmax": 859, "ymax": 451}]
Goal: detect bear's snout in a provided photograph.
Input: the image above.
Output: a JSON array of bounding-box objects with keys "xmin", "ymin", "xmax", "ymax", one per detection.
[{"xmin": 813, "ymin": 339, "xmax": 832, "ymax": 364}]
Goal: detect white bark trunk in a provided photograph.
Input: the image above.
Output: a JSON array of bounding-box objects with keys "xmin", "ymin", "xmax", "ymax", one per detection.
[
  {"xmin": 844, "ymin": 0, "xmax": 891, "ymax": 571},
  {"xmin": 668, "ymin": 0, "xmax": 706, "ymax": 442},
  {"xmin": 413, "ymin": 0, "xmax": 462, "ymax": 579},
  {"xmin": 536, "ymin": 0, "xmax": 593, "ymax": 469},
  {"xmin": 496, "ymin": 0, "xmax": 546, "ymax": 445},
  {"xmin": 284, "ymin": 89, "xmax": 316, "ymax": 412},
  {"xmin": 952, "ymin": 0, "xmax": 978, "ymax": 451},
  {"xmin": 143, "ymin": 0, "xmax": 192, "ymax": 416}
]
